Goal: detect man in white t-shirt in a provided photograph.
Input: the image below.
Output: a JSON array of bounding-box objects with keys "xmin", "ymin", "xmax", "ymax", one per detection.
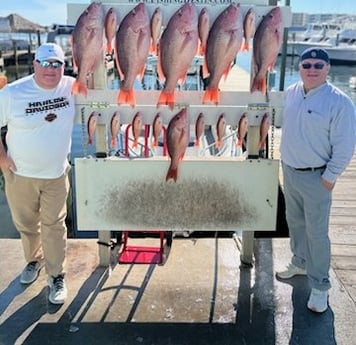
[{"xmin": 0, "ymin": 43, "xmax": 76, "ymax": 305}]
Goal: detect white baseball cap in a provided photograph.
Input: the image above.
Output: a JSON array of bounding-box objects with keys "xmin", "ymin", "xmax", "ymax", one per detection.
[{"xmin": 35, "ymin": 43, "xmax": 65, "ymax": 63}]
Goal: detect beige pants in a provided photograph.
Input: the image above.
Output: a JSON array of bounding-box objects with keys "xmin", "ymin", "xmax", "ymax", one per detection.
[{"xmin": 4, "ymin": 168, "xmax": 70, "ymax": 277}]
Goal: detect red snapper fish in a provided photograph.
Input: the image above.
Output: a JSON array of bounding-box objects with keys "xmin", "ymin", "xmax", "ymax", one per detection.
[
  {"xmin": 166, "ymin": 108, "xmax": 190, "ymax": 182},
  {"xmin": 250, "ymin": 7, "xmax": 283, "ymax": 95},
  {"xmin": 198, "ymin": 7, "xmax": 210, "ymax": 56},
  {"xmin": 152, "ymin": 113, "xmax": 163, "ymax": 148},
  {"xmin": 194, "ymin": 113, "xmax": 205, "ymax": 147},
  {"xmin": 237, "ymin": 112, "xmax": 248, "ymax": 147},
  {"xmin": 115, "ymin": 3, "xmax": 151, "ymax": 107},
  {"xmin": 157, "ymin": 3, "xmax": 199, "ymax": 109},
  {"xmin": 150, "ymin": 7, "xmax": 163, "ymax": 55},
  {"xmin": 131, "ymin": 112, "xmax": 143, "ymax": 148},
  {"xmin": 87, "ymin": 111, "xmax": 99, "ymax": 145},
  {"xmin": 216, "ymin": 113, "xmax": 226, "ymax": 149},
  {"xmin": 242, "ymin": 8, "xmax": 255, "ymax": 51},
  {"xmin": 203, "ymin": 4, "xmax": 244, "ymax": 105},
  {"xmin": 104, "ymin": 7, "xmax": 118, "ymax": 54},
  {"xmin": 110, "ymin": 111, "xmax": 120, "ymax": 148},
  {"xmin": 259, "ymin": 113, "xmax": 270, "ymax": 149},
  {"xmin": 71, "ymin": 2, "xmax": 105, "ymax": 97}
]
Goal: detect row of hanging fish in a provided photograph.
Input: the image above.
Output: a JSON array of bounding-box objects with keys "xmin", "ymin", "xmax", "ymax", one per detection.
[
  {"xmin": 86, "ymin": 110, "xmax": 270, "ymax": 182},
  {"xmin": 70, "ymin": 2, "xmax": 284, "ymax": 107}
]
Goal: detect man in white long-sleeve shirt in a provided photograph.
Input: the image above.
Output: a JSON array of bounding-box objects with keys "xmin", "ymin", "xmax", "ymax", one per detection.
[{"xmin": 277, "ymin": 47, "xmax": 356, "ymax": 313}]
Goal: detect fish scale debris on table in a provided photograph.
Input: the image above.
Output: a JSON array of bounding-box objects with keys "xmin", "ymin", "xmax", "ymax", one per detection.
[
  {"xmin": 165, "ymin": 108, "xmax": 190, "ymax": 182},
  {"xmin": 115, "ymin": 2, "xmax": 151, "ymax": 107},
  {"xmin": 203, "ymin": 3, "xmax": 244, "ymax": 105},
  {"xmin": 157, "ymin": 3, "xmax": 199, "ymax": 110},
  {"xmin": 71, "ymin": 2, "xmax": 105, "ymax": 97},
  {"xmin": 250, "ymin": 7, "xmax": 283, "ymax": 95}
]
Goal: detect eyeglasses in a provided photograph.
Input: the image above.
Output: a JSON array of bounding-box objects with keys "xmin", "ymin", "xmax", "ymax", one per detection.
[
  {"xmin": 36, "ymin": 60, "xmax": 63, "ymax": 69},
  {"xmin": 301, "ymin": 62, "xmax": 326, "ymax": 70}
]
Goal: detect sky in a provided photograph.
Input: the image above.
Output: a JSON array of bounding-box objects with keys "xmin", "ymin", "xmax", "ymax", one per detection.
[{"xmin": 0, "ymin": 0, "xmax": 355, "ymax": 27}]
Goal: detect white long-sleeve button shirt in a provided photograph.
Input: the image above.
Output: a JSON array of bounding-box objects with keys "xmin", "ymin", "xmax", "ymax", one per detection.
[{"xmin": 280, "ymin": 80, "xmax": 356, "ymax": 183}]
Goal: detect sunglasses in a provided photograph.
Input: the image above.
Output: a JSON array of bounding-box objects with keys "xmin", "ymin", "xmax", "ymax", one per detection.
[
  {"xmin": 36, "ymin": 60, "xmax": 63, "ymax": 69},
  {"xmin": 301, "ymin": 62, "xmax": 326, "ymax": 70}
]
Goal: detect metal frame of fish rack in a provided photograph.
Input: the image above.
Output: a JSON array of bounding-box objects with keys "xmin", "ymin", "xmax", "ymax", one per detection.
[{"xmin": 69, "ymin": 1, "xmax": 292, "ymax": 267}]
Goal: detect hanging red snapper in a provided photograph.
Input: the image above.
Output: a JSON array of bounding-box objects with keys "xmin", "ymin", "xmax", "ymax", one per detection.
[
  {"xmin": 237, "ymin": 112, "xmax": 248, "ymax": 147},
  {"xmin": 242, "ymin": 8, "xmax": 255, "ymax": 51},
  {"xmin": 71, "ymin": 2, "xmax": 105, "ymax": 97},
  {"xmin": 110, "ymin": 111, "xmax": 120, "ymax": 149},
  {"xmin": 157, "ymin": 3, "xmax": 199, "ymax": 109},
  {"xmin": 203, "ymin": 4, "xmax": 244, "ymax": 105},
  {"xmin": 259, "ymin": 113, "xmax": 270, "ymax": 149},
  {"xmin": 104, "ymin": 7, "xmax": 118, "ymax": 54},
  {"xmin": 250, "ymin": 7, "xmax": 283, "ymax": 95},
  {"xmin": 216, "ymin": 113, "xmax": 226, "ymax": 149},
  {"xmin": 152, "ymin": 113, "xmax": 163, "ymax": 148},
  {"xmin": 87, "ymin": 111, "xmax": 99, "ymax": 145},
  {"xmin": 166, "ymin": 108, "xmax": 190, "ymax": 182},
  {"xmin": 115, "ymin": 3, "xmax": 151, "ymax": 107},
  {"xmin": 150, "ymin": 7, "xmax": 163, "ymax": 55},
  {"xmin": 194, "ymin": 113, "xmax": 205, "ymax": 147},
  {"xmin": 131, "ymin": 112, "xmax": 143, "ymax": 148}
]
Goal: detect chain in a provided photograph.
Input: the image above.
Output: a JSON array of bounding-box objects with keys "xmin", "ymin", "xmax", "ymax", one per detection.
[{"xmin": 270, "ymin": 107, "xmax": 275, "ymax": 159}]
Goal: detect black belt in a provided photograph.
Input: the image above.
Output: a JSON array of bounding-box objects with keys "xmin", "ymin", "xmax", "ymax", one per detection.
[{"xmin": 294, "ymin": 165, "xmax": 326, "ymax": 171}]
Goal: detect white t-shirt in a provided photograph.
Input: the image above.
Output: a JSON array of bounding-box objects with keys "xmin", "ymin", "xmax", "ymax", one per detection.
[{"xmin": 0, "ymin": 74, "xmax": 76, "ymax": 178}]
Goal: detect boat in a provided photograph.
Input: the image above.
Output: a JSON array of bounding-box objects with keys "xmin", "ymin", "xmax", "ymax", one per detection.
[
  {"xmin": 291, "ymin": 25, "xmax": 356, "ymax": 65},
  {"xmin": 349, "ymin": 76, "xmax": 356, "ymax": 89}
]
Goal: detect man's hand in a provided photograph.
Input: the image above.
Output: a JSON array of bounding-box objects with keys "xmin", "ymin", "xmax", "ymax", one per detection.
[{"xmin": 321, "ymin": 177, "xmax": 335, "ymax": 191}]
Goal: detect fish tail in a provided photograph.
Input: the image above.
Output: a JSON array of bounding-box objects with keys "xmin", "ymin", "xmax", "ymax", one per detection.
[
  {"xmin": 150, "ymin": 40, "xmax": 157, "ymax": 55},
  {"xmin": 251, "ymin": 76, "xmax": 267, "ymax": 95},
  {"xmin": 215, "ymin": 139, "xmax": 222, "ymax": 149},
  {"xmin": 118, "ymin": 89, "xmax": 135, "ymax": 107},
  {"xmin": 157, "ymin": 90, "xmax": 175, "ymax": 110},
  {"xmin": 203, "ymin": 88, "xmax": 219, "ymax": 105},
  {"xmin": 71, "ymin": 80, "xmax": 88, "ymax": 97},
  {"xmin": 202, "ymin": 58, "xmax": 209, "ymax": 79},
  {"xmin": 194, "ymin": 138, "xmax": 200, "ymax": 147},
  {"xmin": 152, "ymin": 138, "xmax": 158, "ymax": 147},
  {"xmin": 87, "ymin": 138, "xmax": 93, "ymax": 145},
  {"xmin": 166, "ymin": 166, "xmax": 178, "ymax": 182},
  {"xmin": 237, "ymin": 138, "xmax": 242, "ymax": 147},
  {"xmin": 111, "ymin": 137, "xmax": 117, "ymax": 148},
  {"xmin": 242, "ymin": 41, "xmax": 250, "ymax": 52},
  {"xmin": 132, "ymin": 139, "xmax": 138, "ymax": 148},
  {"xmin": 106, "ymin": 43, "xmax": 112, "ymax": 54}
]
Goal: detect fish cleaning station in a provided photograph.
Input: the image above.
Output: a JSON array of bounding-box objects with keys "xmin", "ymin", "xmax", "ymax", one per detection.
[
  {"xmin": 69, "ymin": 0, "xmax": 289, "ymax": 266},
  {"xmin": 2, "ymin": 1, "xmax": 356, "ymax": 344}
]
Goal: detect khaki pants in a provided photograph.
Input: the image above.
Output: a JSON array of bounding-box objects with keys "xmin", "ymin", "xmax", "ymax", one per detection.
[{"xmin": 4, "ymin": 169, "xmax": 70, "ymax": 277}]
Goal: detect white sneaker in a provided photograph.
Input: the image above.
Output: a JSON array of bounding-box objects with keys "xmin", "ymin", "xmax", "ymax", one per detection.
[
  {"xmin": 276, "ymin": 263, "xmax": 307, "ymax": 279},
  {"xmin": 20, "ymin": 261, "xmax": 43, "ymax": 284},
  {"xmin": 307, "ymin": 288, "xmax": 328, "ymax": 313},
  {"xmin": 48, "ymin": 274, "xmax": 67, "ymax": 304}
]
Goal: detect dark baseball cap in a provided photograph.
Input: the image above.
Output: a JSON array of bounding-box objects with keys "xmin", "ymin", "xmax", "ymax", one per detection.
[{"xmin": 300, "ymin": 47, "xmax": 330, "ymax": 63}]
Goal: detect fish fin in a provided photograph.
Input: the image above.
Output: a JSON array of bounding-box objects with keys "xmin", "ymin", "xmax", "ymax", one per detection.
[
  {"xmin": 157, "ymin": 90, "xmax": 175, "ymax": 110},
  {"xmin": 203, "ymin": 88, "xmax": 219, "ymax": 105},
  {"xmin": 202, "ymin": 58, "xmax": 209, "ymax": 79},
  {"xmin": 117, "ymin": 89, "xmax": 135, "ymax": 107},
  {"xmin": 251, "ymin": 75, "xmax": 267, "ymax": 95},
  {"xmin": 150, "ymin": 39, "xmax": 157, "ymax": 55},
  {"xmin": 242, "ymin": 40, "xmax": 250, "ymax": 52},
  {"xmin": 106, "ymin": 42, "xmax": 112, "ymax": 54},
  {"xmin": 71, "ymin": 80, "xmax": 88, "ymax": 97},
  {"xmin": 166, "ymin": 166, "xmax": 178, "ymax": 182},
  {"xmin": 111, "ymin": 137, "xmax": 117, "ymax": 148}
]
